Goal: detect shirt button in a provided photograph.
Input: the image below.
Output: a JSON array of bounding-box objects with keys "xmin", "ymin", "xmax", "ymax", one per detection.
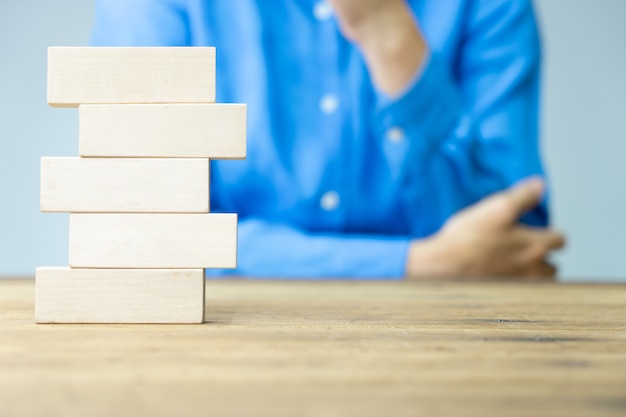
[
  {"xmin": 313, "ymin": 2, "xmax": 333, "ymax": 20},
  {"xmin": 386, "ymin": 127, "xmax": 405, "ymax": 143},
  {"xmin": 320, "ymin": 94, "xmax": 339, "ymax": 114},
  {"xmin": 320, "ymin": 191, "xmax": 340, "ymax": 211}
]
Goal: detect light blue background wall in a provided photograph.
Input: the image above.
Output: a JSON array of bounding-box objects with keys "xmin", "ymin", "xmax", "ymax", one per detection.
[
  {"xmin": 1, "ymin": 1, "xmax": 94, "ymax": 277},
  {"xmin": 1, "ymin": 1, "xmax": 624, "ymax": 281},
  {"xmin": 535, "ymin": 0, "xmax": 626, "ymax": 281}
]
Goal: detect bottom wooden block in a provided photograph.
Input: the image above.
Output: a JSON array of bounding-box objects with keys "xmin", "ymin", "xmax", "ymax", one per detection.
[{"xmin": 35, "ymin": 267, "xmax": 205, "ymax": 324}]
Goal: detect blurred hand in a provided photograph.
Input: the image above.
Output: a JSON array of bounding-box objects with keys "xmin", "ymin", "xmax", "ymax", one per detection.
[
  {"xmin": 327, "ymin": 0, "xmax": 406, "ymax": 41},
  {"xmin": 406, "ymin": 177, "xmax": 566, "ymax": 281},
  {"xmin": 327, "ymin": 0, "xmax": 427, "ymax": 96}
]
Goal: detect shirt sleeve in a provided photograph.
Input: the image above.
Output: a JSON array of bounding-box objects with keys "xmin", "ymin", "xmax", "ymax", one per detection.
[
  {"xmin": 206, "ymin": 218, "xmax": 410, "ymax": 279},
  {"xmin": 374, "ymin": 0, "xmax": 547, "ymax": 237}
]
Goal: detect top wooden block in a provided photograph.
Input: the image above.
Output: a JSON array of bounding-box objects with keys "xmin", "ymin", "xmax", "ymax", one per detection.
[{"xmin": 47, "ymin": 47, "xmax": 216, "ymax": 107}]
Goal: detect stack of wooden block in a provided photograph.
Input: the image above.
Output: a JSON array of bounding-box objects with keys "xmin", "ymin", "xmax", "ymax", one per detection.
[{"xmin": 36, "ymin": 47, "xmax": 246, "ymax": 324}]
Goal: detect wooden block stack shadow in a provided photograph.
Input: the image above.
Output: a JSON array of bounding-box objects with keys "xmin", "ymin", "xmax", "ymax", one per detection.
[{"xmin": 36, "ymin": 47, "xmax": 246, "ymax": 324}]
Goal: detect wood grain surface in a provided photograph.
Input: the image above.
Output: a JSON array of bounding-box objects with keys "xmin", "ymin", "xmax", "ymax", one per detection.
[{"xmin": 1, "ymin": 279, "xmax": 625, "ymax": 417}]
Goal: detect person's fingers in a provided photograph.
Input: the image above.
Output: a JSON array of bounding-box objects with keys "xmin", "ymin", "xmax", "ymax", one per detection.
[
  {"xmin": 541, "ymin": 230, "xmax": 566, "ymax": 251},
  {"xmin": 511, "ymin": 227, "xmax": 566, "ymax": 265},
  {"xmin": 499, "ymin": 176, "xmax": 545, "ymax": 221},
  {"xmin": 486, "ymin": 227, "xmax": 563, "ymax": 280},
  {"xmin": 537, "ymin": 260, "xmax": 557, "ymax": 277},
  {"xmin": 521, "ymin": 227, "xmax": 566, "ymax": 251},
  {"xmin": 497, "ymin": 225, "xmax": 564, "ymax": 253},
  {"xmin": 494, "ymin": 260, "xmax": 556, "ymax": 282},
  {"xmin": 454, "ymin": 176, "xmax": 545, "ymax": 229},
  {"xmin": 524, "ymin": 260, "xmax": 558, "ymax": 281}
]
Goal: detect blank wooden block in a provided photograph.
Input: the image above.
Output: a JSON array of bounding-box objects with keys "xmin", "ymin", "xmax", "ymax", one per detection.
[
  {"xmin": 69, "ymin": 213, "xmax": 237, "ymax": 268},
  {"xmin": 79, "ymin": 104, "xmax": 246, "ymax": 158},
  {"xmin": 41, "ymin": 157, "xmax": 209, "ymax": 213},
  {"xmin": 35, "ymin": 267, "xmax": 205, "ymax": 323},
  {"xmin": 48, "ymin": 47, "xmax": 215, "ymax": 107}
]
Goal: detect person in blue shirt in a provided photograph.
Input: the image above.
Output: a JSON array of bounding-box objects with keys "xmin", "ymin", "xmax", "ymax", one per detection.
[{"xmin": 91, "ymin": 0, "xmax": 565, "ymax": 280}]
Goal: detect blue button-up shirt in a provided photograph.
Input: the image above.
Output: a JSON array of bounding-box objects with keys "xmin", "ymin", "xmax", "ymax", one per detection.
[{"xmin": 91, "ymin": 0, "xmax": 547, "ymax": 279}]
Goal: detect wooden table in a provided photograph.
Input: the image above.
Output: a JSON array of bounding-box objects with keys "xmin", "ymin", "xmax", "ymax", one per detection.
[{"xmin": 1, "ymin": 279, "xmax": 625, "ymax": 417}]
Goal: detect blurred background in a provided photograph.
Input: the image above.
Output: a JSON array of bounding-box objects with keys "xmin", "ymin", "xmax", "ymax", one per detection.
[{"xmin": 1, "ymin": 1, "xmax": 624, "ymax": 281}]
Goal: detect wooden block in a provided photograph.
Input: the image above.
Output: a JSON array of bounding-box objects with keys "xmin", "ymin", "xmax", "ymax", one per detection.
[
  {"xmin": 35, "ymin": 267, "xmax": 205, "ymax": 323},
  {"xmin": 69, "ymin": 213, "xmax": 237, "ymax": 268},
  {"xmin": 41, "ymin": 157, "xmax": 209, "ymax": 213},
  {"xmin": 47, "ymin": 47, "xmax": 215, "ymax": 107},
  {"xmin": 79, "ymin": 104, "xmax": 246, "ymax": 159}
]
